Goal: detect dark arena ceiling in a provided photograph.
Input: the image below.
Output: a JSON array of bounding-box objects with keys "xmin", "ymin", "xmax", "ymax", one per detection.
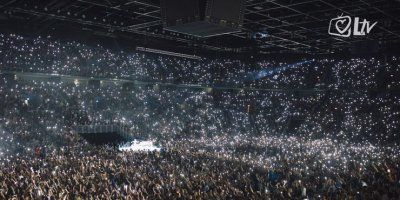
[{"xmin": 1, "ymin": 0, "xmax": 400, "ymax": 57}]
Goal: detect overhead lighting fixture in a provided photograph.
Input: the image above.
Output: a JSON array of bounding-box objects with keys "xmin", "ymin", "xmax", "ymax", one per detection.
[{"xmin": 136, "ymin": 47, "xmax": 201, "ymax": 60}]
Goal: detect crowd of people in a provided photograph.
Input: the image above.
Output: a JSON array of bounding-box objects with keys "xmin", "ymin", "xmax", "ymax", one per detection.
[{"xmin": 0, "ymin": 33, "xmax": 399, "ymax": 199}]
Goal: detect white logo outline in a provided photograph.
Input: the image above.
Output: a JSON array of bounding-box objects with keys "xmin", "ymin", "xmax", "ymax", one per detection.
[{"xmin": 328, "ymin": 14, "xmax": 377, "ymax": 37}]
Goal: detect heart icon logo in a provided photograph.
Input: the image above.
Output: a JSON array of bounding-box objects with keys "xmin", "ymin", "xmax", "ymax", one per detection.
[{"xmin": 335, "ymin": 17, "xmax": 351, "ymax": 35}]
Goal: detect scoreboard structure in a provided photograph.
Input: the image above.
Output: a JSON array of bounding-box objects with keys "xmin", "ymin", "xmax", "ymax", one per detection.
[{"xmin": 161, "ymin": 0, "xmax": 245, "ymax": 37}]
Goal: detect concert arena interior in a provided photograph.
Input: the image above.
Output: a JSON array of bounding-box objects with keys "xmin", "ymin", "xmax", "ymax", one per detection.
[{"xmin": 0, "ymin": 0, "xmax": 400, "ymax": 199}]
